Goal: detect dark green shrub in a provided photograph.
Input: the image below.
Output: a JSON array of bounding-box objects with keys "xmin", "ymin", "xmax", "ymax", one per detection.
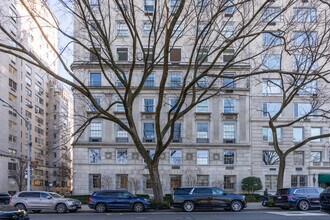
[
  {"xmin": 241, "ymin": 176, "xmax": 263, "ymax": 194},
  {"xmin": 68, "ymin": 195, "xmax": 90, "ymax": 204},
  {"xmin": 264, "ymin": 196, "xmax": 275, "ymax": 207}
]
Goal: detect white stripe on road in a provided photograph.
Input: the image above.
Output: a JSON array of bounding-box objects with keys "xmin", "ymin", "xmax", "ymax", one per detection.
[{"xmin": 267, "ymin": 211, "xmax": 328, "ymax": 216}]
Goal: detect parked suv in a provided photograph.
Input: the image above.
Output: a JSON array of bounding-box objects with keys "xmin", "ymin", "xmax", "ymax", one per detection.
[
  {"xmin": 11, "ymin": 191, "xmax": 81, "ymax": 213},
  {"xmin": 0, "ymin": 193, "xmax": 11, "ymax": 204},
  {"xmin": 320, "ymin": 187, "xmax": 330, "ymax": 211},
  {"xmin": 88, "ymin": 190, "xmax": 152, "ymax": 213},
  {"xmin": 274, "ymin": 187, "xmax": 324, "ymax": 211},
  {"xmin": 171, "ymin": 187, "xmax": 246, "ymax": 212}
]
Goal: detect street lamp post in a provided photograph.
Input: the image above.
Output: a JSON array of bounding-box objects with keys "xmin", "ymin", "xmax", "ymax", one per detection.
[{"xmin": 0, "ymin": 98, "xmax": 31, "ymax": 191}]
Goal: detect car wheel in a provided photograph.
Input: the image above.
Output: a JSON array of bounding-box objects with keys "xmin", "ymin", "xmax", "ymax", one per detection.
[
  {"xmin": 32, "ymin": 210, "xmax": 41, "ymax": 213},
  {"xmin": 95, "ymin": 203, "xmax": 106, "ymax": 213},
  {"xmin": 230, "ymin": 201, "xmax": 243, "ymax": 212},
  {"xmin": 297, "ymin": 200, "xmax": 310, "ymax": 211},
  {"xmin": 56, "ymin": 203, "xmax": 67, "ymax": 214},
  {"xmin": 69, "ymin": 209, "xmax": 78, "ymax": 213},
  {"xmin": 183, "ymin": 201, "xmax": 195, "ymax": 212},
  {"xmin": 133, "ymin": 202, "xmax": 145, "ymax": 212},
  {"xmin": 15, "ymin": 203, "xmax": 26, "ymax": 211}
]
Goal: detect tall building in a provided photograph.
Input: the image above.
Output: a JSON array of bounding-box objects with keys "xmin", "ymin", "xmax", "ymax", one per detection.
[
  {"xmin": 72, "ymin": 0, "xmax": 330, "ymax": 195},
  {"xmin": 0, "ymin": 0, "xmax": 72, "ymax": 194}
]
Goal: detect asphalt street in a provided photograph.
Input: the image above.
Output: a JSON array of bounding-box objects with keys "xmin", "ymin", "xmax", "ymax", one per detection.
[{"xmin": 28, "ymin": 209, "xmax": 330, "ymax": 220}]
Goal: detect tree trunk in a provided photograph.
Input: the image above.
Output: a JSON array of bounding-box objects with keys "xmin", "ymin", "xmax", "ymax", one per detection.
[
  {"xmin": 148, "ymin": 159, "xmax": 164, "ymax": 207},
  {"xmin": 277, "ymin": 156, "xmax": 286, "ymax": 189}
]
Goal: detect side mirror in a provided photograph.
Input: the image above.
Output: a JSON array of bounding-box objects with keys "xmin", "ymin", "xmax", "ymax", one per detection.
[
  {"xmin": 47, "ymin": 196, "xmax": 52, "ymax": 199},
  {"xmin": 223, "ymin": 192, "xmax": 227, "ymax": 195}
]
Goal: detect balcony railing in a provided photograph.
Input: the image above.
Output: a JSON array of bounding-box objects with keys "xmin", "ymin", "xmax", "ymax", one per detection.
[{"xmin": 309, "ymin": 161, "xmax": 330, "ymax": 167}]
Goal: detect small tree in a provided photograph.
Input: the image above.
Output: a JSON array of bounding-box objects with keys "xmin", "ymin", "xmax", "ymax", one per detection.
[
  {"xmin": 129, "ymin": 177, "xmax": 141, "ymax": 194},
  {"xmin": 241, "ymin": 177, "xmax": 263, "ymax": 194}
]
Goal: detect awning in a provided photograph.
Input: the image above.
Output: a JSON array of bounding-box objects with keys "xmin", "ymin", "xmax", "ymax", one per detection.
[{"xmin": 318, "ymin": 174, "xmax": 330, "ymax": 183}]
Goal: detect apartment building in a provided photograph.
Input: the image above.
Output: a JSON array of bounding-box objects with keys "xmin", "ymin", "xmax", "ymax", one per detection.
[
  {"xmin": 0, "ymin": 0, "xmax": 72, "ymax": 193},
  {"xmin": 72, "ymin": 0, "xmax": 330, "ymax": 195}
]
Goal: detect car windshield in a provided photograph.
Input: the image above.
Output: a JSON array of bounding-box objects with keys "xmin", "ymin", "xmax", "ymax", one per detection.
[{"xmin": 49, "ymin": 192, "xmax": 63, "ymax": 198}]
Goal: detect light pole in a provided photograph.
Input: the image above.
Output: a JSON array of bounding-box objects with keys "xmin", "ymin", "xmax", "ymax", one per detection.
[{"xmin": 0, "ymin": 98, "xmax": 31, "ymax": 191}]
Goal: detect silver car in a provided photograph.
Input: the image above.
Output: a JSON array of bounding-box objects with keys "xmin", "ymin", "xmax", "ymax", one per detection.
[{"xmin": 11, "ymin": 191, "xmax": 81, "ymax": 213}]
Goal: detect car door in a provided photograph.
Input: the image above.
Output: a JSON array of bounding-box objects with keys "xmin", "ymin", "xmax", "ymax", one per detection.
[
  {"xmin": 211, "ymin": 187, "xmax": 227, "ymax": 207},
  {"xmin": 24, "ymin": 192, "xmax": 41, "ymax": 209},
  {"xmin": 114, "ymin": 191, "xmax": 132, "ymax": 209},
  {"xmin": 306, "ymin": 188, "xmax": 320, "ymax": 206},
  {"xmin": 38, "ymin": 192, "xmax": 53, "ymax": 209},
  {"xmin": 192, "ymin": 188, "xmax": 213, "ymax": 207}
]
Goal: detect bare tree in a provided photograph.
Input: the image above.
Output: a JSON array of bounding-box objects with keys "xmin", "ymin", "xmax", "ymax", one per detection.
[
  {"xmin": 9, "ymin": 158, "xmax": 27, "ymax": 192},
  {"xmin": 1, "ymin": 0, "xmax": 330, "ymax": 204},
  {"xmin": 129, "ymin": 177, "xmax": 141, "ymax": 194},
  {"xmin": 101, "ymin": 175, "xmax": 113, "ymax": 190}
]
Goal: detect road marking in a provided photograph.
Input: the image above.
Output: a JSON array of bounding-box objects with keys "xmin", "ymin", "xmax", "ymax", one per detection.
[{"xmin": 267, "ymin": 211, "xmax": 328, "ymax": 216}]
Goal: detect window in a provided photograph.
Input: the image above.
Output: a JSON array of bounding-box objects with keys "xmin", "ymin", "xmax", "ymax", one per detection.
[
  {"xmin": 293, "ymin": 127, "xmax": 304, "ymax": 142},
  {"xmin": 117, "ymin": 47, "xmax": 128, "ymax": 61},
  {"xmin": 10, "ymin": 7, "xmax": 17, "ymax": 22},
  {"xmin": 262, "ymin": 54, "xmax": 281, "ymax": 70},
  {"xmin": 262, "ymin": 32, "xmax": 281, "ymax": 46},
  {"xmin": 262, "ymin": 7, "xmax": 281, "ymax": 22},
  {"xmin": 25, "ymin": 76, "xmax": 32, "ymax": 86},
  {"xmin": 144, "ymin": 175, "xmax": 152, "ymax": 189},
  {"xmin": 173, "ymin": 24, "xmax": 182, "ymax": 37},
  {"xmin": 116, "ymin": 72, "xmax": 127, "ymax": 87},
  {"xmin": 35, "ymin": 137, "xmax": 44, "ymax": 145},
  {"xmin": 262, "ymin": 127, "xmax": 282, "ymax": 142},
  {"xmin": 116, "ymin": 21, "xmax": 128, "ymax": 37},
  {"xmin": 8, "ymin": 93, "xmax": 16, "ymax": 102},
  {"xmin": 294, "ymin": 103, "xmax": 312, "ymax": 118},
  {"xmin": 224, "ymin": 0, "xmax": 234, "ymax": 13},
  {"xmin": 89, "ymin": 97, "xmax": 101, "ymax": 112},
  {"xmin": 89, "ymin": 149, "xmax": 101, "ymax": 164},
  {"xmin": 116, "ymin": 149, "xmax": 128, "ymax": 164},
  {"xmin": 196, "ymin": 150, "xmax": 209, "ymax": 165},
  {"xmin": 223, "ymin": 73, "xmax": 235, "ymax": 88},
  {"xmin": 173, "ymin": 123, "xmax": 182, "ymax": 142},
  {"xmin": 223, "ymin": 122, "xmax": 236, "ymax": 143},
  {"xmin": 311, "ymin": 127, "xmax": 321, "ymax": 142},
  {"xmin": 197, "ymin": 76, "xmax": 209, "ymax": 88},
  {"xmin": 196, "ymin": 122, "xmax": 209, "ymax": 143},
  {"xmin": 35, "ymin": 84, "xmax": 43, "ymax": 94},
  {"xmin": 224, "ymin": 150, "xmax": 236, "ymax": 165},
  {"xmin": 223, "ymin": 48, "xmax": 235, "ymax": 62},
  {"xmin": 25, "ymin": 110, "xmax": 31, "ymax": 119},
  {"xmin": 311, "ymin": 151, "xmax": 321, "ymax": 162},
  {"xmin": 170, "ymin": 149, "xmax": 182, "ymax": 165},
  {"xmin": 144, "ymin": 0, "xmax": 154, "ymax": 12},
  {"xmin": 223, "ymin": 21, "xmax": 235, "ymax": 39},
  {"xmin": 196, "ymin": 100, "xmax": 208, "ymax": 112},
  {"xmin": 293, "ymin": 54, "xmax": 317, "ymax": 71},
  {"xmin": 196, "ymin": 48, "xmax": 208, "ymax": 64},
  {"xmin": 170, "ymin": 0, "xmax": 180, "ymax": 13},
  {"xmin": 35, "ymin": 96, "xmax": 44, "ymax": 105},
  {"xmin": 35, "ymin": 106, "xmax": 44, "ymax": 115},
  {"xmin": 89, "ymin": 47, "xmax": 101, "ymax": 61},
  {"xmin": 170, "ymin": 175, "xmax": 182, "ymax": 190},
  {"xmin": 25, "ymin": 65, "xmax": 32, "ymax": 75},
  {"xmin": 293, "ymin": 151, "xmax": 304, "ymax": 166},
  {"xmin": 224, "ymin": 99, "xmax": 235, "ymax": 113},
  {"xmin": 116, "ymin": 98, "xmax": 125, "ymax": 112},
  {"xmin": 26, "ymin": 87, "xmax": 32, "ymax": 96},
  {"xmin": 293, "ymin": 8, "xmax": 316, "ymax": 23},
  {"xmin": 265, "ymin": 175, "xmax": 277, "ymax": 190},
  {"xmin": 9, "ymin": 79, "xmax": 17, "ymax": 91},
  {"xmin": 116, "ymin": 174, "xmax": 128, "ymax": 189},
  {"xmin": 8, "ymin": 120, "xmax": 16, "ymax": 130},
  {"xmin": 143, "ymin": 48, "xmax": 154, "ymax": 62},
  {"xmin": 116, "ymin": 123, "xmax": 128, "ymax": 142},
  {"xmin": 169, "ymin": 72, "xmax": 182, "ymax": 87},
  {"xmin": 144, "ymin": 73, "xmax": 155, "ymax": 87},
  {"xmin": 262, "ymin": 79, "xmax": 281, "ymax": 94},
  {"xmin": 263, "ymin": 151, "xmax": 279, "ymax": 165},
  {"xmin": 89, "ymin": 0, "xmax": 99, "ymax": 7},
  {"xmin": 9, "ymin": 22, "xmax": 18, "ymax": 36},
  {"xmin": 90, "ymin": 73, "xmax": 101, "ymax": 86},
  {"xmin": 147, "ymin": 149, "xmax": 155, "ymax": 160},
  {"xmin": 224, "ymin": 175, "xmax": 236, "ymax": 190},
  {"xmin": 35, "ymin": 74, "xmax": 43, "ymax": 84},
  {"xmin": 197, "ymin": 175, "xmax": 209, "ymax": 186},
  {"xmin": 197, "ymin": 21, "xmax": 207, "ymax": 35},
  {"xmin": 297, "ymin": 80, "xmax": 318, "ymax": 95},
  {"xmin": 262, "ymin": 102, "xmax": 281, "ymax": 117},
  {"xmin": 8, "ymin": 162, "xmax": 17, "ymax": 171},
  {"xmin": 169, "ymin": 98, "xmax": 179, "ymax": 112},
  {"xmin": 143, "ymin": 122, "xmax": 155, "ymax": 142},
  {"xmin": 143, "ymin": 98, "xmax": 154, "ymax": 112},
  {"xmin": 143, "ymin": 21, "xmax": 152, "ymax": 36},
  {"xmin": 291, "ymin": 175, "xmax": 307, "ymax": 187},
  {"xmin": 293, "ymin": 32, "xmax": 317, "ymax": 47},
  {"xmin": 170, "ymin": 48, "xmax": 181, "ymax": 63},
  {"xmin": 89, "ymin": 174, "xmax": 101, "ymax": 189},
  {"xmin": 89, "ymin": 121, "xmax": 102, "ymax": 142},
  {"xmin": 36, "ymin": 117, "xmax": 43, "ymax": 125}
]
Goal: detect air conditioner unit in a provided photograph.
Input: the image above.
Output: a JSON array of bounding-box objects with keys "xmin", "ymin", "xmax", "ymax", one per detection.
[{"xmin": 26, "ymin": 104, "xmax": 33, "ymax": 108}]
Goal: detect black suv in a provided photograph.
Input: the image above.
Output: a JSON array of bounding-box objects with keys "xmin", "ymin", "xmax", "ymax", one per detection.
[
  {"xmin": 320, "ymin": 187, "xmax": 330, "ymax": 211},
  {"xmin": 171, "ymin": 187, "xmax": 246, "ymax": 212},
  {"xmin": 274, "ymin": 187, "xmax": 324, "ymax": 211}
]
